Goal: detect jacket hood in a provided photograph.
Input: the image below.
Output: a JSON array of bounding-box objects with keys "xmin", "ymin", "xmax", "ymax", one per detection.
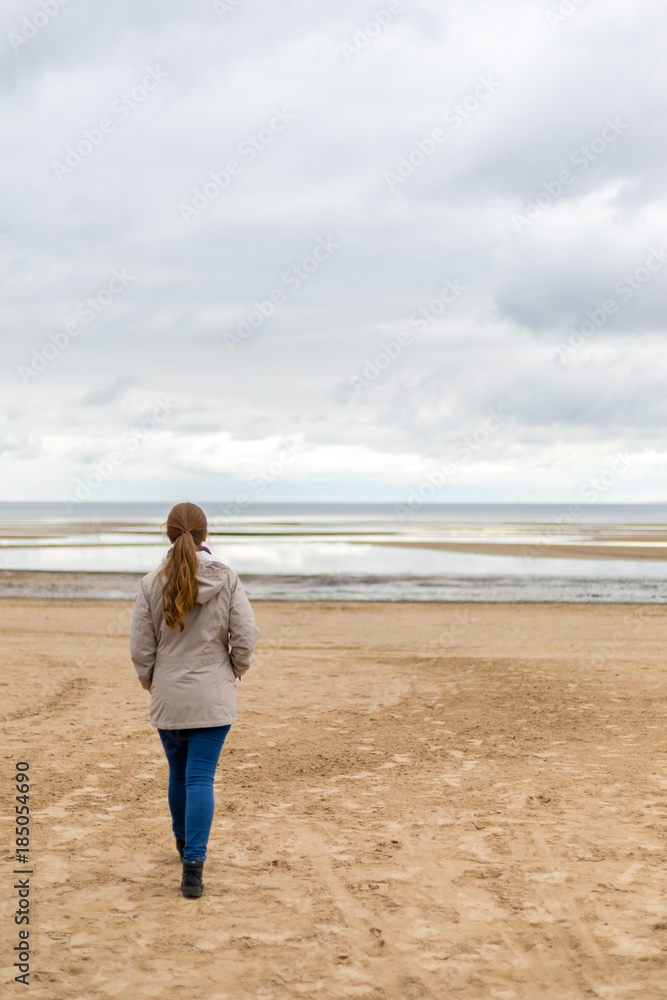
[
  {"xmin": 193, "ymin": 555, "xmax": 230, "ymax": 604},
  {"xmin": 153, "ymin": 550, "xmax": 230, "ymax": 605}
]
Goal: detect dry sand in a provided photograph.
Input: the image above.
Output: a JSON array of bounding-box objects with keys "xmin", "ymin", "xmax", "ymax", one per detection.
[{"xmin": 2, "ymin": 598, "xmax": 667, "ymax": 999}]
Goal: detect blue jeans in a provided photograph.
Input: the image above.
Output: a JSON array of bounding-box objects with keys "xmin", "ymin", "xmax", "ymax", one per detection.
[{"xmin": 157, "ymin": 725, "xmax": 231, "ymax": 863}]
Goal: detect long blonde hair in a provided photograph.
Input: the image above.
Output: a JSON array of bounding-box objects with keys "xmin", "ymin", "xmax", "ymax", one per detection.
[{"xmin": 161, "ymin": 502, "xmax": 207, "ymax": 631}]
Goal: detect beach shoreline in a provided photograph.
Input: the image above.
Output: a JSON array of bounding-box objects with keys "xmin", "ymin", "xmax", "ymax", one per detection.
[{"xmin": 2, "ymin": 564, "xmax": 667, "ymax": 604}]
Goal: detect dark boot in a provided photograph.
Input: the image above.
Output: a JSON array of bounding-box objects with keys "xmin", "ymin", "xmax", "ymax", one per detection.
[
  {"xmin": 181, "ymin": 860, "xmax": 204, "ymax": 898},
  {"xmin": 175, "ymin": 838, "xmax": 185, "ymax": 861}
]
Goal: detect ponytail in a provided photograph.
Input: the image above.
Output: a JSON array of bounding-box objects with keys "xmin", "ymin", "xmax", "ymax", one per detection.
[{"xmin": 161, "ymin": 502, "xmax": 208, "ymax": 632}]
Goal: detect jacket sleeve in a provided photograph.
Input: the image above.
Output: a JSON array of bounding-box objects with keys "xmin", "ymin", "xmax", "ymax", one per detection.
[
  {"xmin": 130, "ymin": 581, "xmax": 157, "ymax": 690},
  {"xmin": 228, "ymin": 574, "xmax": 260, "ymax": 678}
]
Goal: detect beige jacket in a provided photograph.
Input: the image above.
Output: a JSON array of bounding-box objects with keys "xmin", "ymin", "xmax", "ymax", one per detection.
[{"xmin": 130, "ymin": 550, "xmax": 260, "ymax": 729}]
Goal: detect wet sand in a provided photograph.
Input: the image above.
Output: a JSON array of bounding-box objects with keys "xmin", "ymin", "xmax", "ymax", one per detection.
[
  {"xmin": 369, "ymin": 540, "xmax": 667, "ymax": 561},
  {"xmin": 2, "ymin": 599, "xmax": 667, "ymax": 999},
  {"xmin": 0, "ymin": 570, "xmax": 144, "ymax": 599}
]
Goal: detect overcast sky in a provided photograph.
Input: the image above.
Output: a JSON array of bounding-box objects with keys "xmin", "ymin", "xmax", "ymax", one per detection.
[{"xmin": 1, "ymin": 0, "xmax": 666, "ymax": 505}]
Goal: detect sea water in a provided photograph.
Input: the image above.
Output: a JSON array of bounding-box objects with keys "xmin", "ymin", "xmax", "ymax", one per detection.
[{"xmin": 0, "ymin": 501, "xmax": 666, "ymax": 602}]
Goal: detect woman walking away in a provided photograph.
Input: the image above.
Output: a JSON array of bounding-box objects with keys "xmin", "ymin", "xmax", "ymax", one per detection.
[{"xmin": 130, "ymin": 502, "xmax": 260, "ymax": 898}]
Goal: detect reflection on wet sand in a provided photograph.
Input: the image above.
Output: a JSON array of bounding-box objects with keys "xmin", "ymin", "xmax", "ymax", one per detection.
[{"xmin": 1, "ymin": 506, "xmax": 667, "ymax": 601}]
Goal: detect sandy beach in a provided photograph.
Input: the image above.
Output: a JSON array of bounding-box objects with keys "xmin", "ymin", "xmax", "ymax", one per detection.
[{"xmin": 2, "ymin": 598, "xmax": 667, "ymax": 999}]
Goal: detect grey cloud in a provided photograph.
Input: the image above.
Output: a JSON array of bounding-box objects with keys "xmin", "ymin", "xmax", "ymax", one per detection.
[
  {"xmin": 79, "ymin": 376, "xmax": 134, "ymax": 406},
  {"xmin": 1, "ymin": 0, "xmax": 666, "ymax": 500}
]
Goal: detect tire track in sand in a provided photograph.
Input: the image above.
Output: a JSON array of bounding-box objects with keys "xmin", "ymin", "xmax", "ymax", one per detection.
[{"xmin": 296, "ymin": 823, "xmax": 440, "ymax": 999}]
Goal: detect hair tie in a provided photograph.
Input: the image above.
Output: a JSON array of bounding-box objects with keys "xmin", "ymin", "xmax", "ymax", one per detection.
[{"xmin": 179, "ymin": 528, "xmax": 189, "ymax": 535}]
